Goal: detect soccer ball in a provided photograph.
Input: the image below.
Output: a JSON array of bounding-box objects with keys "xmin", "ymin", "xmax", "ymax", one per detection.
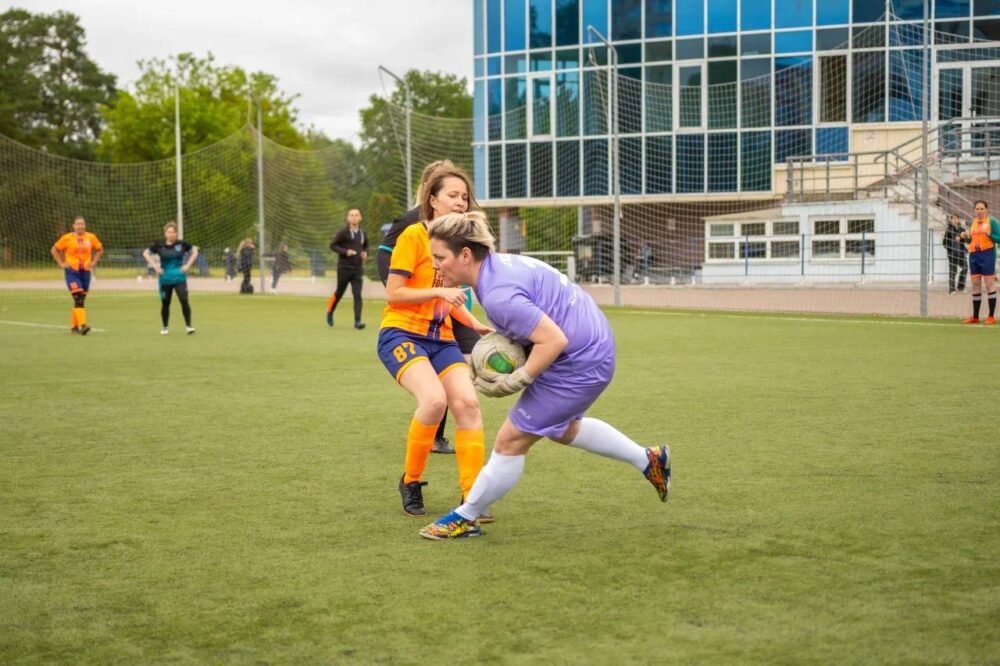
[{"xmin": 471, "ymin": 332, "xmax": 527, "ymax": 378}]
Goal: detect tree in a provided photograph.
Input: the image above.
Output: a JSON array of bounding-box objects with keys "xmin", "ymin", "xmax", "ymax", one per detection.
[
  {"xmin": 358, "ymin": 70, "xmax": 473, "ymax": 210},
  {"xmin": 98, "ymin": 52, "xmax": 310, "ymax": 162},
  {"xmin": 0, "ymin": 8, "xmax": 116, "ymax": 159}
]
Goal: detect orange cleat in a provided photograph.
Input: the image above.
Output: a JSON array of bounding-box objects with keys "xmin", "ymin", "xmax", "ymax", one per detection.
[
  {"xmin": 963, "ymin": 317, "xmax": 980, "ymax": 324},
  {"xmin": 986, "ymin": 316, "xmax": 997, "ymax": 325}
]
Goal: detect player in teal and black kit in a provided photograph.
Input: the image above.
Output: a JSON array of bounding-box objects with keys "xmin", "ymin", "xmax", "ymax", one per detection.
[{"xmin": 143, "ymin": 221, "xmax": 198, "ymax": 335}]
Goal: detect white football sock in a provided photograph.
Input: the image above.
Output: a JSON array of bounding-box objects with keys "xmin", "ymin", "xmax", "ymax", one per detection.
[
  {"xmin": 455, "ymin": 452, "xmax": 524, "ymax": 521},
  {"xmin": 568, "ymin": 417, "xmax": 648, "ymax": 471}
]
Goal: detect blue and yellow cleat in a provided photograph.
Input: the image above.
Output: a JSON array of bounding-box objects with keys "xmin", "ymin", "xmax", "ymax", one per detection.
[
  {"xmin": 644, "ymin": 445, "xmax": 671, "ymax": 502},
  {"xmin": 419, "ymin": 511, "xmax": 483, "ymax": 540}
]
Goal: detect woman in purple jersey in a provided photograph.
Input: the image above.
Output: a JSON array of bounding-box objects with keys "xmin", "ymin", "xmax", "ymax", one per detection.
[{"xmin": 417, "ymin": 211, "xmax": 672, "ymax": 540}]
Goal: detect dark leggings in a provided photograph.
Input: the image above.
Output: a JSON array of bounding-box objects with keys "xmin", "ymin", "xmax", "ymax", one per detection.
[
  {"xmin": 331, "ymin": 267, "xmax": 364, "ymax": 322},
  {"xmin": 160, "ymin": 281, "xmax": 192, "ymax": 327}
]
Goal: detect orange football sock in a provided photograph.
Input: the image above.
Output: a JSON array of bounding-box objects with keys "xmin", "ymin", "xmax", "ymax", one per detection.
[
  {"xmin": 402, "ymin": 417, "xmax": 438, "ymax": 484},
  {"xmin": 75, "ymin": 307, "xmax": 87, "ymax": 327},
  {"xmin": 70, "ymin": 308, "xmax": 79, "ymax": 328},
  {"xmin": 454, "ymin": 428, "xmax": 486, "ymax": 497},
  {"xmin": 326, "ymin": 294, "xmax": 337, "ymax": 313}
]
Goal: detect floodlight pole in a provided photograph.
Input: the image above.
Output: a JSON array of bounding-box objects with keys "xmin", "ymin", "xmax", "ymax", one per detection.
[
  {"xmin": 251, "ymin": 94, "xmax": 266, "ymax": 294},
  {"xmin": 587, "ymin": 26, "xmax": 621, "ymax": 306},
  {"xmin": 379, "ymin": 65, "xmax": 413, "ymax": 205},
  {"xmin": 174, "ymin": 85, "xmax": 184, "ymax": 239},
  {"xmin": 919, "ymin": 0, "xmax": 930, "ymax": 316}
]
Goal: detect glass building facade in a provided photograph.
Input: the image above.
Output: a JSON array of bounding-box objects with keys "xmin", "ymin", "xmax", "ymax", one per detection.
[{"xmin": 472, "ymin": 0, "xmax": 1000, "ymax": 200}]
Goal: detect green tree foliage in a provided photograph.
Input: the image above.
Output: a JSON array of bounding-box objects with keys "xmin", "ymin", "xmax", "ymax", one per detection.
[
  {"xmin": 98, "ymin": 52, "xmax": 307, "ymax": 162},
  {"xmin": 0, "ymin": 8, "xmax": 116, "ymax": 159},
  {"xmin": 359, "ymin": 70, "xmax": 473, "ymax": 218}
]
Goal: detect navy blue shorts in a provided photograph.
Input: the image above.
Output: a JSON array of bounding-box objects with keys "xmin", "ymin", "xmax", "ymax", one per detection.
[
  {"xmin": 377, "ymin": 327, "xmax": 467, "ymax": 383},
  {"xmin": 64, "ymin": 268, "xmax": 91, "ymax": 293},
  {"xmin": 969, "ymin": 248, "xmax": 996, "ymax": 276}
]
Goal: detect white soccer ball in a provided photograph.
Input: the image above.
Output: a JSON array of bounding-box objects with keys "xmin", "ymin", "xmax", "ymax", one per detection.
[{"xmin": 471, "ymin": 332, "xmax": 527, "ymax": 379}]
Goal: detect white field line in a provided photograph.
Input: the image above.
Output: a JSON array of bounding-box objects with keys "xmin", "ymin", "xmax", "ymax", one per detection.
[
  {"xmin": 613, "ymin": 309, "xmax": 970, "ymax": 328},
  {"xmin": 0, "ymin": 319, "xmax": 107, "ymax": 332}
]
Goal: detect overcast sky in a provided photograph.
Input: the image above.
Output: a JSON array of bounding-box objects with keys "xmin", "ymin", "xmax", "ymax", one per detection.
[{"xmin": 16, "ymin": 0, "xmax": 474, "ymax": 141}]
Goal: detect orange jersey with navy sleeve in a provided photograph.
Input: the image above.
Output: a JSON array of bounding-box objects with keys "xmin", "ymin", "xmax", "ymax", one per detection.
[
  {"xmin": 379, "ymin": 222, "xmax": 454, "ymax": 340},
  {"xmin": 54, "ymin": 232, "xmax": 103, "ymax": 271}
]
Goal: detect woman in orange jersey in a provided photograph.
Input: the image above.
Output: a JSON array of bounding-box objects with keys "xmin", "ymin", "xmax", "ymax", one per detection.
[
  {"xmin": 50, "ymin": 215, "xmax": 104, "ymax": 335},
  {"xmin": 377, "ymin": 164, "xmax": 492, "ymax": 518},
  {"xmin": 960, "ymin": 200, "xmax": 1000, "ymax": 325}
]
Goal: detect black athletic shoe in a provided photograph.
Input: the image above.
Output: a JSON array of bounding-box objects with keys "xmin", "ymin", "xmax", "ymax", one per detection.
[
  {"xmin": 70, "ymin": 327, "xmax": 80, "ymax": 335},
  {"xmin": 431, "ymin": 437, "xmax": 455, "ymax": 454},
  {"xmin": 79, "ymin": 325, "xmax": 91, "ymax": 336},
  {"xmin": 326, "ymin": 310, "xmax": 334, "ymax": 327},
  {"xmin": 354, "ymin": 321, "xmax": 366, "ymax": 330},
  {"xmin": 399, "ymin": 475, "xmax": 428, "ymax": 516}
]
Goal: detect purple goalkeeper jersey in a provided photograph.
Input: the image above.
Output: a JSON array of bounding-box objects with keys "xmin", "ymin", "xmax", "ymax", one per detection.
[{"xmin": 474, "ymin": 253, "xmax": 615, "ymax": 378}]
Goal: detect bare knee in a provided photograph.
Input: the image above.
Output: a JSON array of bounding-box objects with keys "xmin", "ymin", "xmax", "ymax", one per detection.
[
  {"xmin": 417, "ymin": 390, "xmax": 448, "ymax": 422},
  {"xmin": 449, "ymin": 394, "xmax": 482, "ymax": 429}
]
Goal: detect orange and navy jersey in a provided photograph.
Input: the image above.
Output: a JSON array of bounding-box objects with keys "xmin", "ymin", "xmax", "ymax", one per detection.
[
  {"xmin": 379, "ymin": 222, "xmax": 454, "ymax": 340},
  {"xmin": 968, "ymin": 216, "xmax": 998, "ymax": 253},
  {"xmin": 54, "ymin": 232, "xmax": 103, "ymax": 271}
]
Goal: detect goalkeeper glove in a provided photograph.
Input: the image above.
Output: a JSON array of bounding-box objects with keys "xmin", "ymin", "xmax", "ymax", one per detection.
[{"xmin": 474, "ymin": 367, "xmax": 534, "ymax": 398}]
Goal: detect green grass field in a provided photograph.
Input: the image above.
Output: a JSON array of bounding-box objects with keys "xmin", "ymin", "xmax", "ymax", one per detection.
[{"xmin": 1, "ymin": 292, "xmax": 998, "ymax": 664}]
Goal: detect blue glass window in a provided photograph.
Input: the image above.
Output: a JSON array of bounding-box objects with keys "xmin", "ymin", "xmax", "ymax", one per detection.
[
  {"xmin": 531, "ymin": 52, "xmax": 553, "ymax": 70},
  {"xmin": 612, "ymin": 0, "xmax": 642, "ymax": 40},
  {"xmin": 645, "ymin": 0, "xmax": 672, "ymax": 37},
  {"xmin": 893, "ymin": 0, "xmax": 926, "ymax": 19},
  {"xmin": 506, "ymin": 0, "xmax": 527, "ymax": 51},
  {"xmin": 619, "ymin": 67, "xmax": 643, "ymax": 133},
  {"xmin": 489, "ymin": 79, "xmax": 503, "ymax": 140},
  {"xmin": 475, "ymin": 0, "xmax": 485, "ymax": 55},
  {"xmin": 645, "ymin": 64, "xmax": 672, "ymax": 131},
  {"xmin": 677, "ymin": 0, "xmax": 705, "ymax": 35},
  {"xmin": 506, "ymin": 77, "xmax": 528, "ymax": 139},
  {"xmin": 935, "ymin": 20, "xmax": 970, "ymax": 41},
  {"xmin": 741, "ymin": 33, "xmax": 771, "ymax": 55},
  {"xmin": 816, "ymin": 127, "xmax": 849, "ymax": 157},
  {"xmin": 708, "ymin": 60, "xmax": 737, "ymax": 128},
  {"xmin": 708, "ymin": 35, "xmax": 738, "ymax": 57},
  {"xmin": 557, "ymin": 72, "xmax": 580, "ymax": 136},
  {"xmin": 974, "ymin": 0, "xmax": 1000, "ymax": 15},
  {"xmin": 676, "ymin": 135, "xmax": 705, "ymax": 192},
  {"xmin": 488, "ymin": 56, "xmax": 502, "ymax": 75},
  {"xmin": 583, "ymin": 70, "xmax": 608, "ymax": 135},
  {"xmin": 890, "ymin": 21, "xmax": 925, "ymax": 45},
  {"xmin": 775, "ymin": 0, "xmax": 812, "ymax": 28},
  {"xmin": 556, "ymin": 141, "xmax": 580, "ymax": 195},
  {"xmin": 506, "ymin": 143, "xmax": 528, "ymax": 198},
  {"xmin": 936, "ymin": 0, "xmax": 970, "ymax": 18},
  {"xmin": 775, "ymin": 57, "xmax": 812, "ymax": 126},
  {"xmin": 853, "ymin": 24, "xmax": 886, "ymax": 47},
  {"xmin": 488, "ymin": 145, "xmax": 503, "ymax": 198},
  {"xmin": 741, "ymin": 131, "xmax": 772, "ymax": 191},
  {"xmin": 583, "ymin": 0, "xmax": 608, "ymax": 41},
  {"xmin": 646, "ymin": 40, "xmax": 672, "ymax": 60},
  {"xmin": 621, "ymin": 137, "xmax": 643, "ymax": 194},
  {"xmin": 557, "ymin": 48, "xmax": 580, "ymax": 68},
  {"xmin": 531, "ymin": 0, "xmax": 554, "ymax": 47},
  {"xmin": 556, "ymin": 0, "xmax": 580, "ymax": 45},
  {"xmin": 742, "ymin": 0, "xmax": 771, "ymax": 29},
  {"xmin": 678, "ymin": 65, "xmax": 703, "ymax": 127},
  {"xmin": 775, "ymin": 30, "xmax": 813, "ymax": 53},
  {"xmin": 775, "ymin": 128, "xmax": 811, "ymax": 163},
  {"xmin": 618, "ymin": 43, "xmax": 643, "ymax": 63},
  {"xmin": 974, "ymin": 17, "xmax": 1000, "ymax": 35},
  {"xmin": 475, "ymin": 58, "xmax": 485, "ymax": 77},
  {"xmin": 645, "ymin": 136, "xmax": 673, "ymax": 193},
  {"xmin": 584, "ymin": 139, "xmax": 608, "ymax": 194},
  {"xmin": 709, "ymin": 0, "xmax": 738, "ymax": 32},
  {"xmin": 852, "ymin": 51, "xmax": 886, "ymax": 122},
  {"xmin": 889, "ymin": 50, "xmax": 925, "ymax": 120},
  {"xmin": 818, "ymin": 0, "xmax": 850, "ymax": 24},
  {"xmin": 816, "ymin": 28, "xmax": 850, "ymax": 49},
  {"xmin": 474, "ymin": 145, "xmax": 488, "ymax": 199},
  {"xmin": 488, "ymin": 0, "xmax": 502, "ymax": 53},
  {"xmin": 676, "ymin": 38, "xmax": 705, "ymax": 59},
  {"xmin": 530, "ymin": 142, "xmax": 554, "ymax": 197},
  {"xmin": 741, "ymin": 57, "xmax": 772, "ymax": 128},
  {"xmin": 506, "ymin": 54, "xmax": 528, "ymax": 74},
  {"xmin": 854, "ymin": 0, "xmax": 886, "ymax": 23},
  {"xmin": 819, "ymin": 54, "xmax": 847, "ymax": 121},
  {"xmin": 708, "ymin": 133, "xmax": 737, "ymax": 192},
  {"xmin": 474, "ymin": 80, "xmax": 486, "ymax": 142}
]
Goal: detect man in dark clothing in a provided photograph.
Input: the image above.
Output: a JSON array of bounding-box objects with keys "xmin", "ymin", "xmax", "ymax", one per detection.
[
  {"xmin": 326, "ymin": 208, "xmax": 368, "ymax": 329},
  {"xmin": 943, "ymin": 214, "xmax": 968, "ymax": 294}
]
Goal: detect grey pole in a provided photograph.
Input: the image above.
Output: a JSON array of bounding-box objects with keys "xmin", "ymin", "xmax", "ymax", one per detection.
[
  {"xmin": 587, "ymin": 26, "xmax": 621, "ymax": 306},
  {"xmin": 378, "ymin": 66, "xmax": 413, "ymax": 205},
  {"xmin": 174, "ymin": 85, "xmax": 184, "ymax": 239},
  {"xmin": 253, "ymin": 96, "xmax": 266, "ymax": 294},
  {"xmin": 919, "ymin": 0, "xmax": 930, "ymax": 316}
]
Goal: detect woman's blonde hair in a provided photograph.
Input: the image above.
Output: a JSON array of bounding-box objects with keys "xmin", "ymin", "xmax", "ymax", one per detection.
[
  {"xmin": 427, "ymin": 211, "xmax": 495, "ymax": 261},
  {"xmin": 413, "ymin": 159, "xmax": 453, "ymax": 206},
  {"xmin": 163, "ymin": 221, "xmax": 178, "ymax": 233},
  {"xmin": 419, "ymin": 163, "xmax": 480, "ymax": 222}
]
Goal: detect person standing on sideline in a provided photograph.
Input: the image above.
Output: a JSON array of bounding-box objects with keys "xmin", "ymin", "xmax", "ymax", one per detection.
[
  {"xmin": 143, "ymin": 221, "xmax": 197, "ymax": 335},
  {"xmin": 418, "ymin": 211, "xmax": 671, "ymax": 540},
  {"xmin": 943, "ymin": 214, "xmax": 968, "ymax": 294},
  {"xmin": 50, "ymin": 215, "xmax": 103, "ymax": 335},
  {"xmin": 224, "ymin": 247, "xmax": 237, "ymax": 282},
  {"xmin": 961, "ymin": 200, "xmax": 1000, "ymax": 325},
  {"xmin": 271, "ymin": 242, "xmax": 291, "ymax": 293},
  {"xmin": 326, "ymin": 208, "xmax": 369, "ymax": 329},
  {"xmin": 237, "ymin": 238, "xmax": 255, "ymax": 294}
]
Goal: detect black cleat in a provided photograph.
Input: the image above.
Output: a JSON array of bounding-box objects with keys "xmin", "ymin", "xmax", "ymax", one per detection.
[
  {"xmin": 326, "ymin": 310, "xmax": 334, "ymax": 327},
  {"xmin": 431, "ymin": 437, "xmax": 455, "ymax": 454},
  {"xmin": 354, "ymin": 321, "xmax": 366, "ymax": 330},
  {"xmin": 399, "ymin": 475, "xmax": 428, "ymax": 516},
  {"xmin": 70, "ymin": 327, "xmax": 81, "ymax": 335},
  {"xmin": 79, "ymin": 325, "xmax": 91, "ymax": 336}
]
